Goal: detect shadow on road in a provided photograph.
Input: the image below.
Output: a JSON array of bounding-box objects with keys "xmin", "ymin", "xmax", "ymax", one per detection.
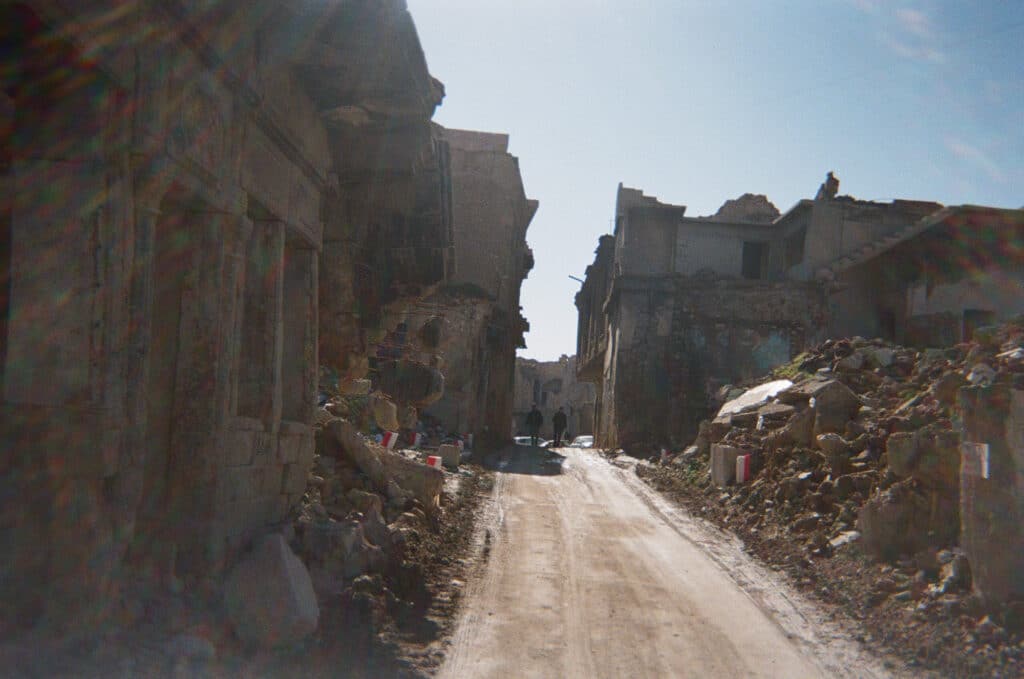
[{"xmin": 477, "ymin": 445, "xmax": 566, "ymax": 476}]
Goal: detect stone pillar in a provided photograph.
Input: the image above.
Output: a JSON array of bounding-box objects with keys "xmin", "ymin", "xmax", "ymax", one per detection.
[{"xmin": 959, "ymin": 385, "xmax": 1024, "ymax": 608}]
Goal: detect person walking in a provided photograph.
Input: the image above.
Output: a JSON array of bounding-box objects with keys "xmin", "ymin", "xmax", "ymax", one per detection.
[
  {"xmin": 526, "ymin": 404, "xmax": 543, "ymax": 447},
  {"xmin": 552, "ymin": 406, "xmax": 568, "ymax": 447}
]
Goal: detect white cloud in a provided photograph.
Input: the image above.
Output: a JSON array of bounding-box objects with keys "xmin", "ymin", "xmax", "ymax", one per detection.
[
  {"xmin": 895, "ymin": 8, "xmax": 933, "ymax": 38},
  {"xmin": 945, "ymin": 137, "xmax": 1007, "ymax": 184}
]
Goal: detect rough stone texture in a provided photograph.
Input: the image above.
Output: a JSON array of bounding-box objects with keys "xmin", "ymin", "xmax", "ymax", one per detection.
[
  {"xmin": 370, "ymin": 393, "xmax": 400, "ymax": 432},
  {"xmin": 375, "ymin": 359, "xmax": 445, "ymax": 408},
  {"xmin": 811, "ymin": 380, "xmax": 863, "ymax": 436},
  {"xmin": 438, "ymin": 444, "xmax": 461, "ymax": 469},
  {"xmin": 711, "ymin": 444, "xmax": 744, "ymax": 486},
  {"xmin": 302, "ymin": 520, "xmax": 383, "ymax": 580},
  {"xmin": 857, "ymin": 481, "xmax": 955, "ymax": 561},
  {"xmin": 224, "ymin": 534, "xmax": 319, "ymax": 647},
  {"xmin": 325, "ymin": 419, "xmax": 443, "ymax": 509},
  {"xmin": 887, "ymin": 428, "xmax": 960, "ymax": 491},
  {"xmin": 420, "ymin": 127, "xmax": 537, "ymax": 449},
  {"xmin": 0, "ymin": 0, "xmax": 455, "ymax": 634},
  {"xmin": 709, "ymin": 193, "xmax": 780, "ymax": 224},
  {"xmin": 597, "ymin": 276, "xmax": 827, "ymax": 452},
  {"xmin": 959, "ymin": 385, "xmax": 1024, "ymax": 607}
]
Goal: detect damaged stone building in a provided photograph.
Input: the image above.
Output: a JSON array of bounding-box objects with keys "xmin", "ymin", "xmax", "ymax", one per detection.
[
  {"xmin": 0, "ymin": 0, "xmax": 459, "ymax": 635},
  {"xmin": 513, "ymin": 355, "xmax": 596, "ymax": 438},
  {"xmin": 577, "ymin": 174, "xmax": 1024, "ymax": 453},
  {"xmin": 418, "ymin": 128, "xmax": 537, "ymax": 449}
]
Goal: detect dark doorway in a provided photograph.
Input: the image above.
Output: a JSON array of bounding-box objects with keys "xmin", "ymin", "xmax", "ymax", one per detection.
[
  {"xmin": 742, "ymin": 241, "xmax": 768, "ymax": 280},
  {"xmin": 963, "ymin": 309, "xmax": 995, "ymax": 342},
  {"xmin": 879, "ymin": 310, "xmax": 896, "ymax": 342}
]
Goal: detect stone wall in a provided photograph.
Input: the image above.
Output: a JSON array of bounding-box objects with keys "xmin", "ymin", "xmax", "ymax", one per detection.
[
  {"xmin": 599, "ymin": 276, "xmax": 826, "ymax": 452},
  {"xmin": 419, "ymin": 127, "xmax": 537, "ymax": 450},
  {"xmin": 0, "ymin": 0, "xmax": 439, "ymax": 635}
]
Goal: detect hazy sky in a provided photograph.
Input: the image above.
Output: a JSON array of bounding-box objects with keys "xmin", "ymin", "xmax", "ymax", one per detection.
[{"xmin": 407, "ymin": 0, "xmax": 1024, "ymax": 361}]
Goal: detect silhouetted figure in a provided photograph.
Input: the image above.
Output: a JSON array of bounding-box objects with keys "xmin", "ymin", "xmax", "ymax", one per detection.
[
  {"xmin": 526, "ymin": 404, "xmax": 543, "ymax": 447},
  {"xmin": 552, "ymin": 406, "xmax": 567, "ymax": 447}
]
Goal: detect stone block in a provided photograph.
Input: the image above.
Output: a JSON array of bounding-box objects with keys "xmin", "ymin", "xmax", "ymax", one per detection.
[
  {"xmin": 810, "ymin": 380, "xmax": 862, "ymax": 435},
  {"xmin": 225, "ymin": 533, "xmax": 319, "ymax": 647},
  {"xmin": 278, "ymin": 435, "xmax": 302, "ymax": 464},
  {"xmin": 886, "ymin": 432, "xmax": 918, "ymax": 477},
  {"xmin": 959, "ymin": 386, "xmax": 1024, "ymax": 606},
  {"xmin": 381, "ymin": 452, "xmax": 444, "ymax": 508},
  {"xmin": 263, "ymin": 464, "xmax": 284, "ymax": 497},
  {"xmin": 370, "ymin": 393, "xmax": 399, "ymax": 431},
  {"xmin": 438, "ymin": 444, "xmax": 460, "ymax": 469},
  {"xmin": 225, "ymin": 427, "xmax": 257, "ymax": 467},
  {"xmin": 857, "ymin": 480, "xmax": 955, "ymax": 561},
  {"xmin": 711, "ymin": 444, "xmax": 743, "ymax": 486},
  {"xmin": 281, "ymin": 463, "xmax": 308, "ymax": 495}
]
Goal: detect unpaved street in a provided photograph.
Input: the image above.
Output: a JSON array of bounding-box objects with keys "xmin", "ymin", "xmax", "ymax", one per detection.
[{"xmin": 440, "ymin": 447, "xmax": 893, "ymax": 679}]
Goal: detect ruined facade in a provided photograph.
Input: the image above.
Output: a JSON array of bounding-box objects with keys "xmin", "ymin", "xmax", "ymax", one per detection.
[
  {"xmin": 576, "ymin": 174, "xmax": 1024, "ymax": 453},
  {"xmin": 421, "ymin": 128, "xmax": 537, "ymax": 449},
  {"xmin": 0, "ymin": 0, "xmax": 452, "ymax": 634},
  {"xmin": 576, "ymin": 184, "xmax": 827, "ymax": 452},
  {"xmin": 513, "ymin": 355, "xmax": 596, "ymax": 438}
]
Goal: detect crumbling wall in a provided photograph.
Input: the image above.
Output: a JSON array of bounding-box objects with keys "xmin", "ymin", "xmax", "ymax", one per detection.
[
  {"xmin": 416, "ymin": 127, "xmax": 536, "ymax": 449},
  {"xmin": 0, "ymin": 0, "xmax": 424, "ymax": 635},
  {"xmin": 418, "ymin": 293, "xmax": 493, "ymax": 435},
  {"xmin": 605, "ymin": 277, "xmax": 827, "ymax": 453}
]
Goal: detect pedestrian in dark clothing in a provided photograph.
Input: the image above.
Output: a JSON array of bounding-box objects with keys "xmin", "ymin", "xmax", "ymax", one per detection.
[
  {"xmin": 552, "ymin": 406, "xmax": 567, "ymax": 447},
  {"xmin": 526, "ymin": 404, "xmax": 543, "ymax": 447}
]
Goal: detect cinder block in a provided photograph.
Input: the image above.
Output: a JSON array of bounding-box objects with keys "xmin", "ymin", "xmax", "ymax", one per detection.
[
  {"xmin": 711, "ymin": 444, "xmax": 743, "ymax": 486},
  {"xmin": 438, "ymin": 444, "xmax": 460, "ymax": 469}
]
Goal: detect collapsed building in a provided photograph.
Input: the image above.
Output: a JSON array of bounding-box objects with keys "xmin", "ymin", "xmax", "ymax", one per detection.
[
  {"xmin": 0, "ymin": 0, "xmax": 463, "ymax": 636},
  {"xmin": 513, "ymin": 355, "xmax": 596, "ymax": 438},
  {"xmin": 576, "ymin": 174, "xmax": 1024, "ymax": 452},
  {"xmin": 417, "ymin": 128, "xmax": 537, "ymax": 449}
]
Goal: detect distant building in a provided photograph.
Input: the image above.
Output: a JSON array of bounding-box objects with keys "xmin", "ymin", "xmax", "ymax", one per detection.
[
  {"xmin": 513, "ymin": 355, "xmax": 596, "ymax": 438},
  {"xmin": 576, "ymin": 174, "xmax": 1024, "ymax": 453}
]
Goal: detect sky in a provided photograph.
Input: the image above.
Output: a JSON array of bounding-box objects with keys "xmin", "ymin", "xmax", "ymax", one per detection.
[{"xmin": 407, "ymin": 0, "xmax": 1024, "ymax": 361}]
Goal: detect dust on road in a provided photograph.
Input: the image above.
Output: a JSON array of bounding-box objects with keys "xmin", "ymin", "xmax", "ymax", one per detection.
[{"xmin": 440, "ymin": 446, "xmax": 894, "ymax": 679}]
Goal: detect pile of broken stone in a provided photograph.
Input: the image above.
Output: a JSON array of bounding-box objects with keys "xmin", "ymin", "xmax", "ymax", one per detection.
[
  {"xmin": 225, "ymin": 382, "xmax": 464, "ymax": 649},
  {"xmin": 672, "ymin": 319, "xmax": 1024, "ymax": 630}
]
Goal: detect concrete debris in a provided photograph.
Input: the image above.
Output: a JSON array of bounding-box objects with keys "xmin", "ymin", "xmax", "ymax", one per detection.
[
  {"xmin": 324, "ymin": 418, "xmax": 444, "ymax": 509},
  {"xmin": 717, "ymin": 379, "xmax": 793, "ymax": 418},
  {"xmin": 438, "ymin": 444, "xmax": 461, "ymax": 469},
  {"xmin": 370, "ymin": 392, "xmax": 401, "ymax": 432},
  {"xmin": 711, "ymin": 444, "xmax": 745, "ymax": 486},
  {"xmin": 667, "ymin": 320, "xmax": 1024, "ymax": 601},
  {"xmin": 224, "ymin": 533, "xmax": 320, "ymax": 647}
]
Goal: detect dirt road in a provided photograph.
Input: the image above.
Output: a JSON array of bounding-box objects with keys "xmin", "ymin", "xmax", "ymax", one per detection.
[{"xmin": 440, "ymin": 447, "xmax": 894, "ymax": 679}]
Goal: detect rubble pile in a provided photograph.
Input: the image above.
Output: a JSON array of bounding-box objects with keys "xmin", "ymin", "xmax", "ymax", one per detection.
[
  {"xmin": 275, "ymin": 374, "xmax": 485, "ymax": 665},
  {"xmin": 651, "ymin": 320, "xmax": 1024, "ymax": 673}
]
